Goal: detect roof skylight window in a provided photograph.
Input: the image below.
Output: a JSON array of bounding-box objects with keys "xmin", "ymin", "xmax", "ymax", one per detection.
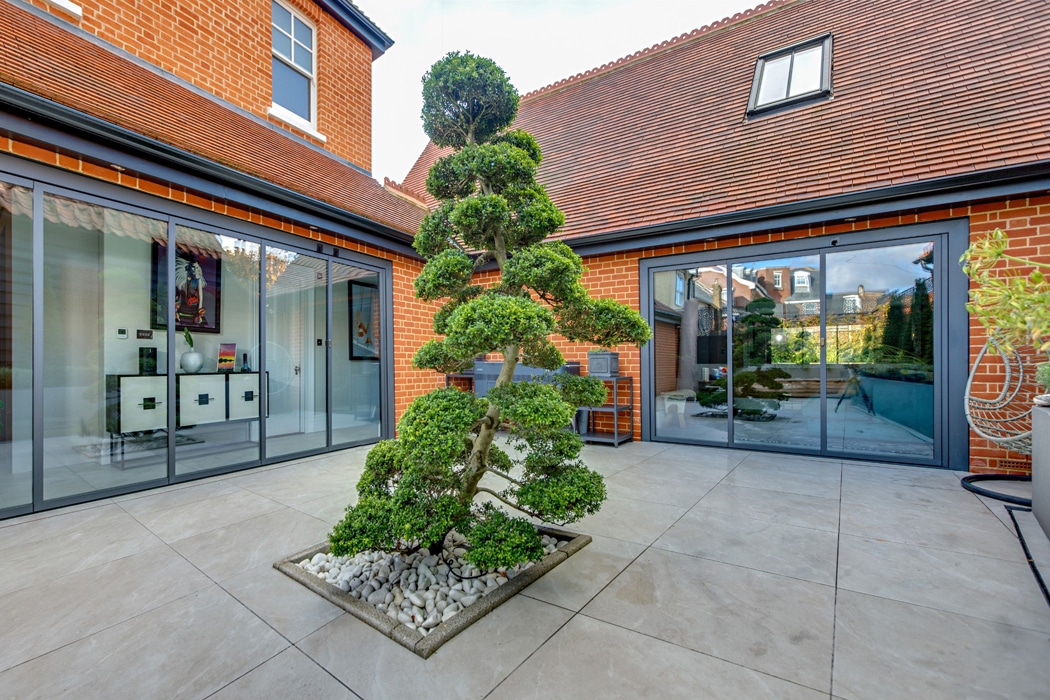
[{"xmin": 748, "ymin": 35, "xmax": 832, "ymax": 115}]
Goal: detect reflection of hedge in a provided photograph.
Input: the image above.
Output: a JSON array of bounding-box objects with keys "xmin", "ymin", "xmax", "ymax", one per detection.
[{"xmin": 856, "ymin": 364, "xmax": 933, "ymax": 383}]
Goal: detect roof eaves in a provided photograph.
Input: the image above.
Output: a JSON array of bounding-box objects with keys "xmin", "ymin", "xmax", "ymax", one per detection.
[
  {"xmin": 315, "ymin": 0, "xmax": 394, "ymax": 60},
  {"xmin": 566, "ymin": 160, "xmax": 1050, "ymax": 257},
  {"xmin": 0, "ymin": 83, "xmax": 419, "ymax": 254}
]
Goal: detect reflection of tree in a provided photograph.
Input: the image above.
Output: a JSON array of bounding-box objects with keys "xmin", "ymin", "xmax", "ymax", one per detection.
[
  {"xmin": 734, "ymin": 297, "xmax": 779, "ymax": 368},
  {"xmin": 696, "ymin": 367, "xmax": 790, "ymax": 420}
]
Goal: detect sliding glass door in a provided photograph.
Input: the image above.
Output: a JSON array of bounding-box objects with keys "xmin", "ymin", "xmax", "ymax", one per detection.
[{"xmin": 648, "ymin": 236, "xmax": 940, "ymax": 464}]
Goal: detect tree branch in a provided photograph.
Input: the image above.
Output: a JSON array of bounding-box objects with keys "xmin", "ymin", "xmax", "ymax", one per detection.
[
  {"xmin": 477, "ymin": 487, "xmax": 540, "ymax": 518},
  {"xmin": 486, "ymin": 468, "xmax": 523, "ymax": 486}
]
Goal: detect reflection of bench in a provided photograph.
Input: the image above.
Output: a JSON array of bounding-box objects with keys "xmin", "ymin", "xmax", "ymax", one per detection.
[
  {"xmin": 780, "ymin": 379, "xmax": 848, "ymax": 398},
  {"xmin": 661, "ymin": 390, "xmax": 695, "ymax": 427}
]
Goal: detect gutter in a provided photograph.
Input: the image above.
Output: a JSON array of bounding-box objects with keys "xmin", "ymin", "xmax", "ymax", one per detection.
[
  {"xmin": 317, "ymin": 0, "xmax": 395, "ymax": 60},
  {"xmin": 567, "ymin": 161, "xmax": 1050, "ymax": 257},
  {"xmin": 0, "ymin": 84, "xmax": 421, "ymax": 257}
]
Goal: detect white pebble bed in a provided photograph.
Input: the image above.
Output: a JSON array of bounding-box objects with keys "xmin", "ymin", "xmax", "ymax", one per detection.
[{"xmin": 298, "ymin": 532, "xmax": 566, "ymax": 636}]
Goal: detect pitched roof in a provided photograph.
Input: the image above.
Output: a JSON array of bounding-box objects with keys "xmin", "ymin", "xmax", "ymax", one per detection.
[
  {"xmin": 400, "ymin": 0, "xmax": 1050, "ymax": 241},
  {"xmin": 0, "ymin": 2, "xmax": 426, "ymax": 237}
]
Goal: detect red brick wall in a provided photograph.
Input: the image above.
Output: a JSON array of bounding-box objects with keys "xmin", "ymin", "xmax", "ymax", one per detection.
[{"xmin": 27, "ymin": 0, "xmax": 373, "ymax": 170}]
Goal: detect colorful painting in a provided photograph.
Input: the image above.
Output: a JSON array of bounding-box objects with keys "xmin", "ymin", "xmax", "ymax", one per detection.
[
  {"xmin": 151, "ymin": 243, "xmax": 222, "ymax": 333},
  {"xmin": 350, "ymin": 282, "xmax": 379, "ymax": 360},
  {"xmin": 217, "ymin": 343, "xmax": 237, "ymax": 372}
]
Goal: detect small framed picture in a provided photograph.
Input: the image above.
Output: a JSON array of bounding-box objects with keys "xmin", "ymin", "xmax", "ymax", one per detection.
[{"xmin": 217, "ymin": 343, "xmax": 237, "ymax": 372}]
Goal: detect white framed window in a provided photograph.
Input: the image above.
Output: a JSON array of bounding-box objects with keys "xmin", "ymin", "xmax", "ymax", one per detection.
[
  {"xmin": 773, "ymin": 271, "xmax": 782, "ymax": 289},
  {"xmin": 748, "ymin": 34, "xmax": 832, "ymax": 115},
  {"xmin": 675, "ymin": 272, "xmax": 685, "ymax": 306},
  {"xmin": 843, "ymin": 296, "xmax": 860, "ymax": 314},
  {"xmin": 270, "ymin": 0, "xmax": 324, "ymax": 139},
  {"xmin": 794, "ymin": 271, "xmax": 810, "ymax": 290}
]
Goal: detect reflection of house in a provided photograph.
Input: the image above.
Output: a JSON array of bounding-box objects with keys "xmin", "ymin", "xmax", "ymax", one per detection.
[{"xmin": 400, "ymin": 0, "xmax": 1050, "ymax": 473}]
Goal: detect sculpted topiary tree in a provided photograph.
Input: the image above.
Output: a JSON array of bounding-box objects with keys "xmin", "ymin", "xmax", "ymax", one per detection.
[{"xmin": 330, "ymin": 52, "xmax": 650, "ymax": 568}]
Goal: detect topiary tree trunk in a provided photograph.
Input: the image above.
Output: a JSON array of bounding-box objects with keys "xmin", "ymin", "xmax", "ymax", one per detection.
[{"xmin": 329, "ymin": 52, "xmax": 651, "ymax": 569}]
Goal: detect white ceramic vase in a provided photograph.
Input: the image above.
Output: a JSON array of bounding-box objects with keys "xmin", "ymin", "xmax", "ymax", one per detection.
[{"xmin": 180, "ymin": 351, "xmax": 203, "ymax": 374}]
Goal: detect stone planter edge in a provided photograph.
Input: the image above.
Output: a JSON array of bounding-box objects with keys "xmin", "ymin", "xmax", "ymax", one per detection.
[{"xmin": 274, "ymin": 526, "xmax": 592, "ymax": 659}]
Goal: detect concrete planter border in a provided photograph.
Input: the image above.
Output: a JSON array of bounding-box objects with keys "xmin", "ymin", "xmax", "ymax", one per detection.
[{"xmin": 274, "ymin": 526, "xmax": 591, "ymax": 659}]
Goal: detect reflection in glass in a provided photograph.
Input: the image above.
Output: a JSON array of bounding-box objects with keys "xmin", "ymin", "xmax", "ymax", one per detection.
[
  {"xmin": 652, "ymin": 266, "xmax": 728, "ymax": 443},
  {"xmin": 332, "ymin": 262, "xmax": 381, "ymax": 446},
  {"xmin": 729, "ymin": 256, "xmax": 821, "ymax": 450},
  {"xmin": 826, "ymin": 242, "xmax": 934, "ymax": 459},
  {"xmin": 265, "ymin": 247, "xmax": 328, "ymax": 457},
  {"xmin": 42, "ymin": 194, "xmax": 168, "ymax": 500},
  {"xmin": 0, "ymin": 183, "xmax": 33, "ymax": 511},
  {"xmin": 172, "ymin": 226, "xmax": 262, "ymax": 475}
]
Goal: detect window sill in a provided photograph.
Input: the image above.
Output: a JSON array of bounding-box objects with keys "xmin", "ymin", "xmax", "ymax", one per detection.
[
  {"xmin": 41, "ymin": 0, "xmax": 83, "ymax": 19},
  {"xmin": 268, "ymin": 105, "xmax": 327, "ymax": 143}
]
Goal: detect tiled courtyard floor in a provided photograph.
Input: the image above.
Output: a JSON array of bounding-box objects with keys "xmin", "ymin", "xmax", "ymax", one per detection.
[{"xmin": 1, "ymin": 442, "xmax": 1047, "ymax": 698}]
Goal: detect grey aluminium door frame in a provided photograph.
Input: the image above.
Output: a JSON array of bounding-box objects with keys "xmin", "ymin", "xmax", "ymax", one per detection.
[{"xmin": 639, "ymin": 219, "xmax": 971, "ymax": 469}]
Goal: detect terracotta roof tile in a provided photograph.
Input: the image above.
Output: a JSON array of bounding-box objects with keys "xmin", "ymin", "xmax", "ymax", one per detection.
[
  {"xmin": 400, "ymin": 0, "xmax": 1050, "ymax": 240},
  {"xmin": 0, "ymin": 2, "xmax": 426, "ymax": 236}
]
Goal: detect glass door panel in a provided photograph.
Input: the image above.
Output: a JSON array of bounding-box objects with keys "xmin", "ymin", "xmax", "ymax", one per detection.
[
  {"xmin": 42, "ymin": 194, "xmax": 168, "ymax": 500},
  {"xmin": 652, "ymin": 265, "xmax": 729, "ymax": 442},
  {"xmin": 825, "ymin": 242, "xmax": 935, "ymax": 460},
  {"xmin": 172, "ymin": 226, "xmax": 261, "ymax": 475},
  {"xmin": 332, "ymin": 262, "xmax": 381, "ymax": 447},
  {"xmin": 265, "ymin": 246, "xmax": 327, "ymax": 457},
  {"xmin": 730, "ymin": 256, "xmax": 821, "ymax": 451},
  {"xmin": 0, "ymin": 183, "xmax": 33, "ymax": 512}
]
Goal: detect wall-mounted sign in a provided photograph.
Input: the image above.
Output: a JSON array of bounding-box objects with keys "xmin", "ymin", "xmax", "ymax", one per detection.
[{"xmin": 137, "ymin": 329, "xmax": 153, "ymax": 340}]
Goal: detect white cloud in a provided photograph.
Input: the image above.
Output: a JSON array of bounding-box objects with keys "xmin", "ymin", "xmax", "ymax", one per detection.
[{"xmin": 356, "ymin": 0, "xmax": 764, "ymax": 183}]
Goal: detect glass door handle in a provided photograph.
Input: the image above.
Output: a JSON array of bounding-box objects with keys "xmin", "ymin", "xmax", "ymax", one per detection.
[{"xmin": 294, "ymin": 366, "xmax": 301, "ymax": 375}]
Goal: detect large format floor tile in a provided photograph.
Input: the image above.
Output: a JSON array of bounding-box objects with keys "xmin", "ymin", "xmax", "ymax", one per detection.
[
  {"xmin": 721, "ymin": 461, "xmax": 842, "ymax": 499},
  {"xmin": 833, "ymin": 590, "xmax": 1050, "ymax": 700},
  {"xmin": 0, "ymin": 586, "xmax": 288, "ymax": 699},
  {"xmin": 602, "ymin": 466, "xmax": 718, "ymax": 507},
  {"xmin": 0, "ymin": 545, "xmax": 213, "ymax": 672},
  {"xmin": 582, "ymin": 548, "xmax": 835, "ymax": 692},
  {"xmin": 170, "ymin": 507, "xmax": 331, "ymax": 582},
  {"xmin": 521, "ymin": 533, "xmax": 645, "ymax": 611},
  {"xmin": 571, "ymin": 495, "xmax": 688, "ymax": 545},
  {"xmin": 297, "ymin": 595, "xmax": 572, "ymax": 700},
  {"xmin": 838, "ymin": 535, "xmax": 1050, "ymax": 632},
  {"xmin": 226, "ymin": 463, "xmax": 359, "ymax": 508},
  {"xmin": 489, "ymin": 615, "xmax": 827, "ymax": 700},
  {"xmin": 210, "ymin": 647, "xmax": 357, "ymax": 700},
  {"xmin": 121, "ymin": 484, "xmax": 284, "ymax": 543},
  {"xmin": 655, "ymin": 508, "xmax": 839, "ymax": 584},
  {"xmin": 0, "ymin": 504, "xmax": 163, "ymax": 596},
  {"xmin": 222, "ymin": 564, "xmax": 344, "ymax": 643},
  {"xmin": 695, "ymin": 482, "xmax": 840, "ymax": 532},
  {"xmin": 839, "ymin": 498, "xmax": 1024, "ymax": 561}
]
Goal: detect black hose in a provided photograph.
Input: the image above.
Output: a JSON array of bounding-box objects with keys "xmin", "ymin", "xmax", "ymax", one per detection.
[{"xmin": 960, "ymin": 473, "xmax": 1032, "ymax": 507}]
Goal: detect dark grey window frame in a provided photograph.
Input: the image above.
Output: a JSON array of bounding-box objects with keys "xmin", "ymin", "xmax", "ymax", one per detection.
[
  {"xmin": 747, "ymin": 34, "xmax": 833, "ymax": 116},
  {"xmin": 0, "ymin": 152, "xmax": 396, "ymax": 518},
  {"xmin": 639, "ymin": 219, "xmax": 971, "ymax": 470}
]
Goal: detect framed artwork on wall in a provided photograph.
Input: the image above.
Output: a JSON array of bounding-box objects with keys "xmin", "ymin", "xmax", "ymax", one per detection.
[
  {"xmin": 349, "ymin": 282, "xmax": 379, "ymax": 360},
  {"xmin": 150, "ymin": 243, "xmax": 222, "ymax": 333}
]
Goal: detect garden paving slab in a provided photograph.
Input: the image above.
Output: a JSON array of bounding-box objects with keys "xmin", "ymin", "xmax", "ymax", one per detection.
[
  {"xmin": 291, "ymin": 489, "xmax": 357, "ymax": 526},
  {"xmin": 296, "ymin": 594, "xmax": 572, "ymax": 700},
  {"xmin": 693, "ymin": 482, "xmax": 840, "ymax": 532},
  {"xmin": 121, "ymin": 485, "xmax": 284, "ymax": 543},
  {"xmin": 838, "ymin": 534, "xmax": 1050, "ymax": 632},
  {"xmin": 520, "ymin": 533, "xmax": 645, "ymax": 611},
  {"xmin": 0, "ymin": 504, "xmax": 163, "ymax": 596},
  {"xmin": 655, "ymin": 507, "xmax": 839, "ymax": 585},
  {"xmin": 0, "ymin": 544, "xmax": 213, "ymax": 672},
  {"xmin": 839, "ymin": 498, "xmax": 1025, "ymax": 561},
  {"xmin": 570, "ymin": 494, "xmax": 688, "ymax": 545},
  {"xmin": 841, "ymin": 462, "xmax": 962, "ymax": 490},
  {"xmin": 171, "ymin": 507, "xmax": 331, "ymax": 583},
  {"xmin": 489, "ymin": 614, "xmax": 827, "ymax": 700},
  {"xmin": 222, "ymin": 563, "xmax": 345, "ymax": 643},
  {"xmin": 603, "ymin": 466, "xmax": 719, "ymax": 508},
  {"xmin": 581, "ymin": 547, "xmax": 835, "ymax": 692},
  {"xmin": 832, "ymin": 589, "xmax": 1050, "ymax": 700},
  {"xmin": 0, "ymin": 586, "xmax": 288, "ymax": 699},
  {"xmin": 226, "ymin": 463, "xmax": 359, "ymax": 508},
  {"xmin": 720, "ymin": 461, "xmax": 842, "ymax": 499},
  {"xmin": 210, "ymin": 647, "xmax": 358, "ymax": 700},
  {"xmin": 839, "ymin": 478, "xmax": 990, "ymax": 515}
]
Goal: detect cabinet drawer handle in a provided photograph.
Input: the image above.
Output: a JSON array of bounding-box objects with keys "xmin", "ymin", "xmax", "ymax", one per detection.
[
  {"xmin": 243, "ymin": 391, "xmax": 255, "ymax": 402},
  {"xmin": 138, "ymin": 397, "xmax": 162, "ymax": 409},
  {"xmin": 195, "ymin": 394, "xmax": 213, "ymax": 405}
]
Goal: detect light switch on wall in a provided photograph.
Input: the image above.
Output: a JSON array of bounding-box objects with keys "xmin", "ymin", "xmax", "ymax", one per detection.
[{"xmin": 117, "ymin": 328, "xmax": 128, "ymax": 339}]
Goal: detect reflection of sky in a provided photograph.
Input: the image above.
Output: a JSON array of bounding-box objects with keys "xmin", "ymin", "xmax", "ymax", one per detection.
[{"xmin": 731, "ymin": 243, "xmax": 931, "ymax": 295}]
